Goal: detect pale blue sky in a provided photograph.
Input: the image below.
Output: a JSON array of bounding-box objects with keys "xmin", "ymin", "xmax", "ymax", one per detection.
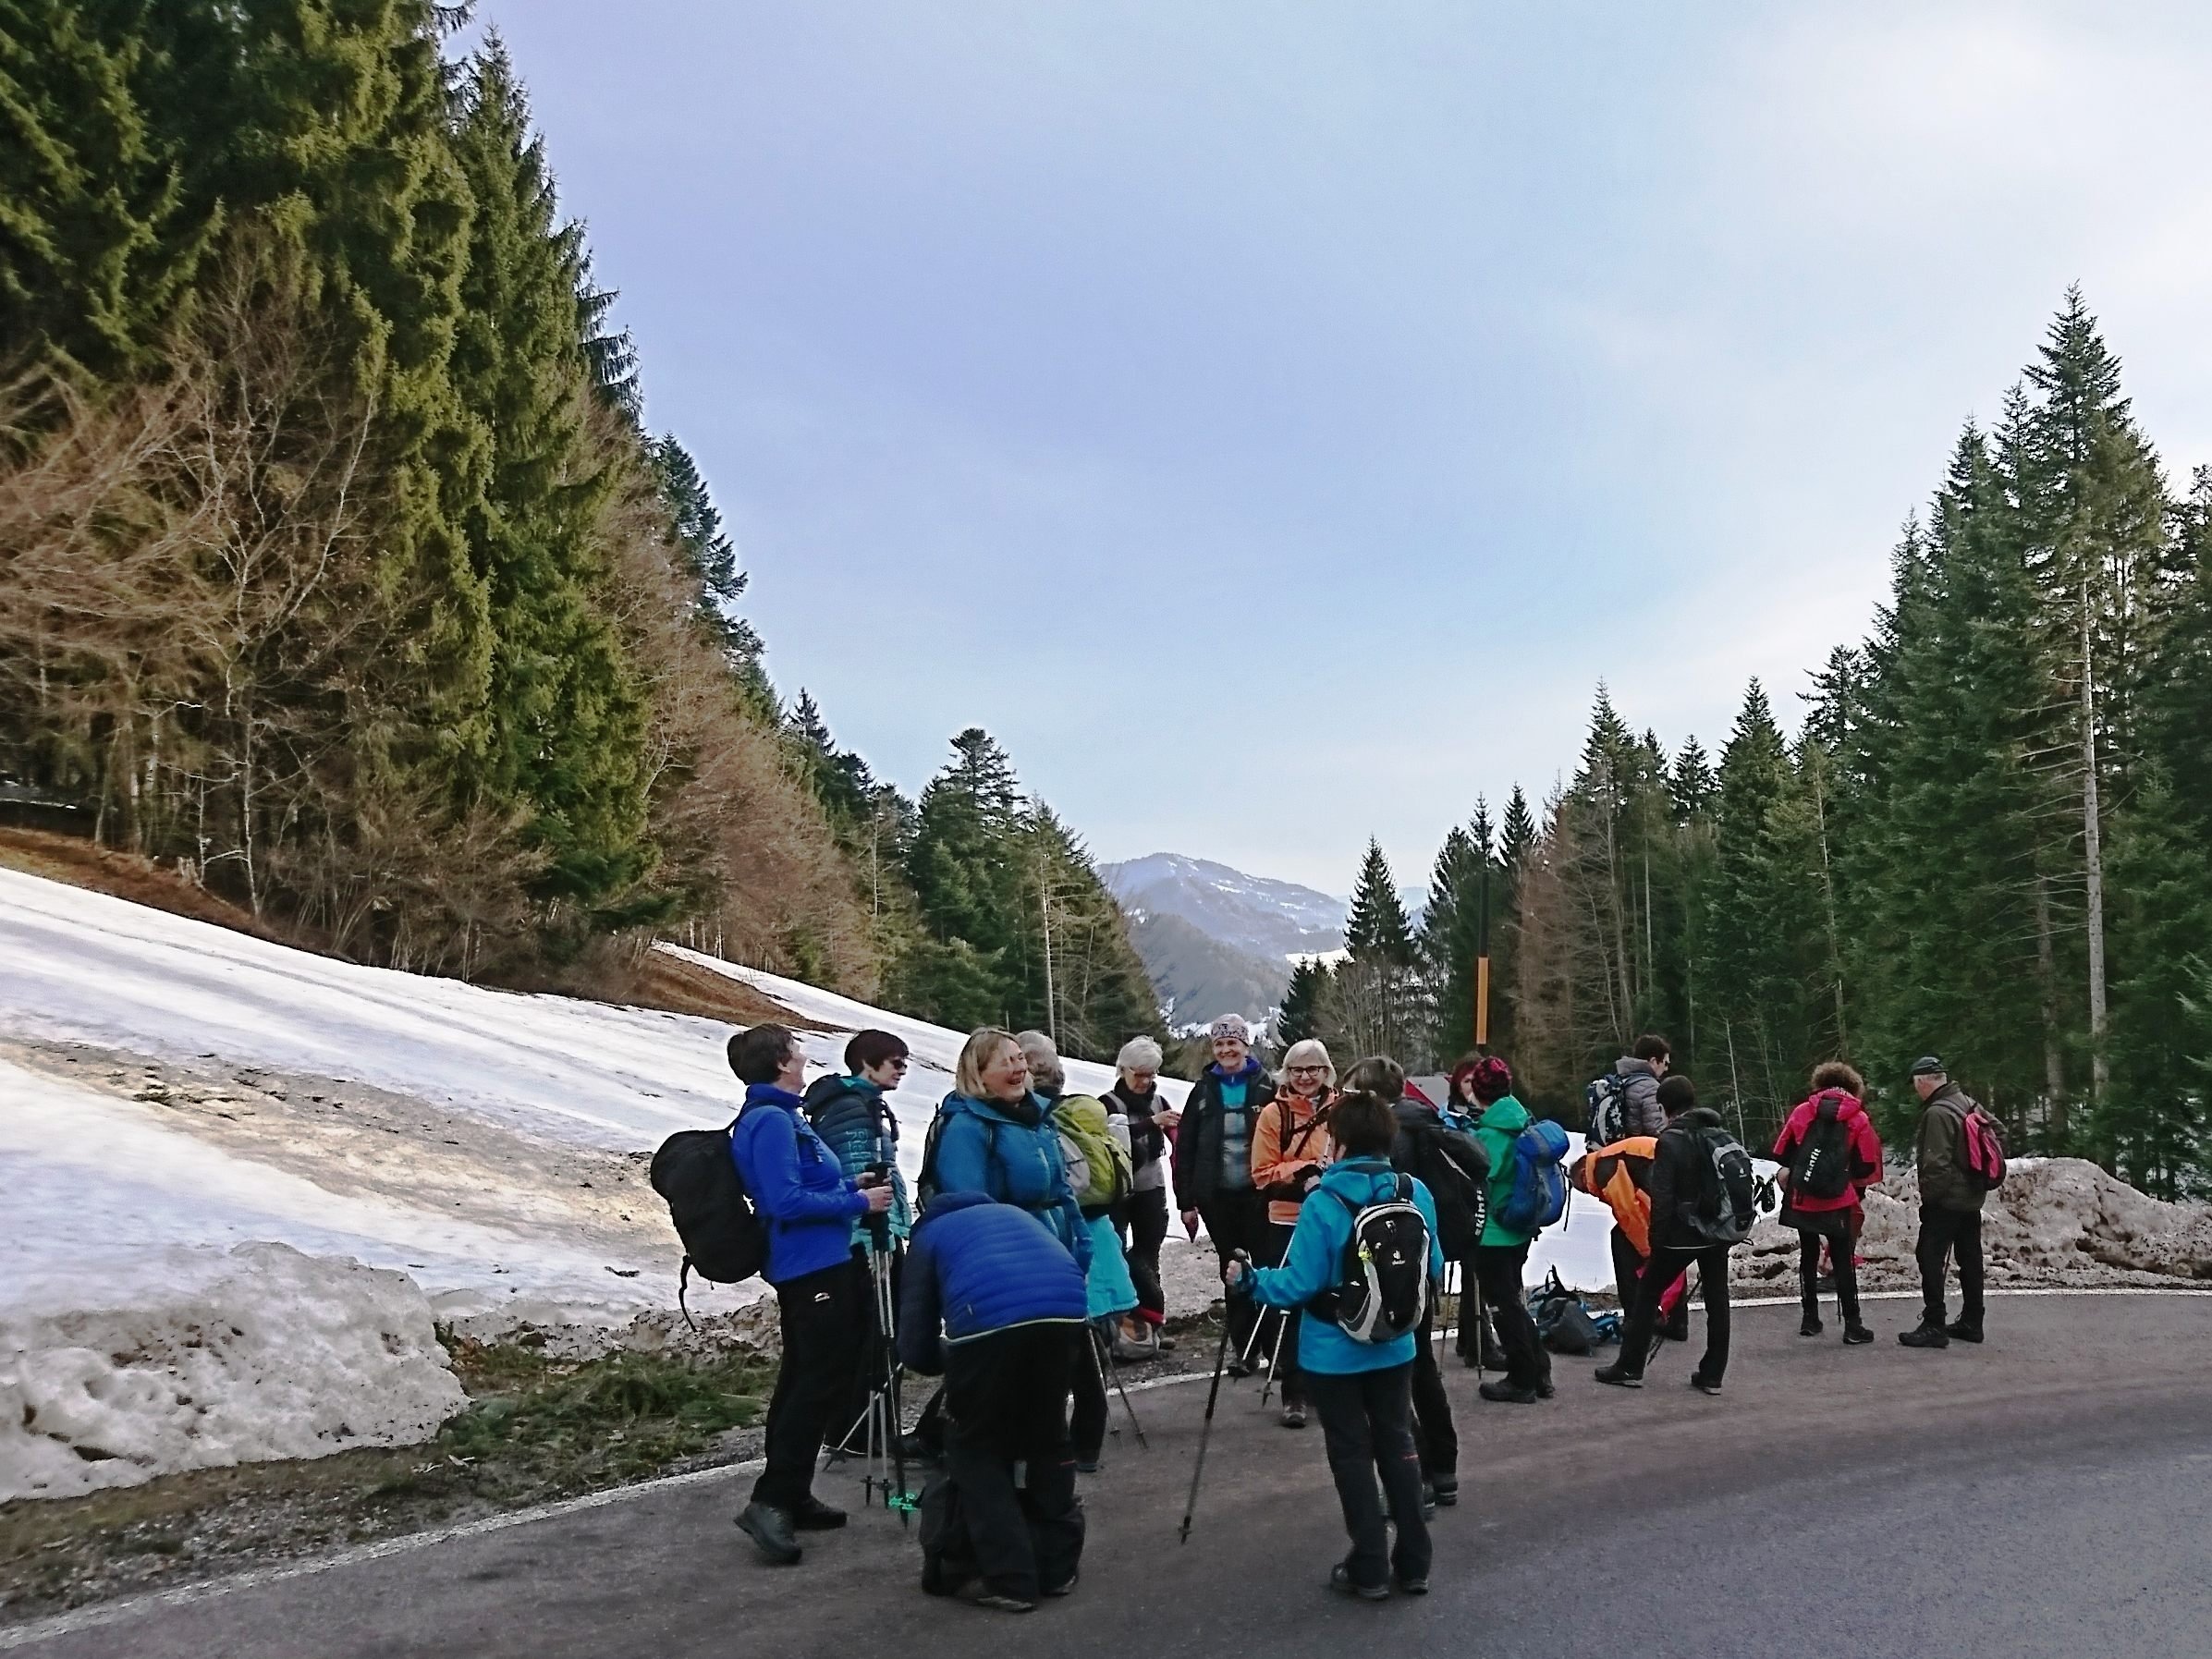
[{"xmin": 469, "ymin": 2, "xmax": 2212, "ymax": 891}]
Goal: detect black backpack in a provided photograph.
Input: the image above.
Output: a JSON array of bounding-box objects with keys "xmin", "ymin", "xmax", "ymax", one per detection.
[
  {"xmin": 1311, "ymin": 1174, "xmax": 1433, "ymax": 1343},
  {"xmin": 1790, "ymin": 1093, "xmax": 1855, "ymax": 1202},
  {"xmin": 1400, "ymin": 1118, "xmax": 1489, "ymax": 1258},
  {"xmin": 649, "ymin": 1118, "xmax": 767, "ymax": 1325},
  {"xmin": 1585, "ymin": 1070, "xmax": 1634, "ymax": 1147},
  {"xmin": 1681, "ymin": 1125, "xmax": 1757, "ymax": 1246},
  {"xmin": 1529, "ymin": 1266, "xmax": 1603, "ymax": 1355},
  {"xmin": 915, "ymin": 1104, "xmax": 996, "ymax": 1209}
]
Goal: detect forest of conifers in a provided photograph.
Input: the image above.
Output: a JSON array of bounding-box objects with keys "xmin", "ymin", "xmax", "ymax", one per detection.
[
  {"xmin": 1290, "ymin": 291, "xmax": 2212, "ymax": 1196},
  {"xmin": 0, "ymin": 2, "xmax": 1157, "ymax": 1056},
  {"xmin": 7, "ymin": 7, "xmax": 2210, "ymax": 1187}
]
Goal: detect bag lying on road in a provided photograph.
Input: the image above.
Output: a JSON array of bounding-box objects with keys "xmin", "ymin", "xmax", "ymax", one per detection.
[{"xmin": 1528, "ymin": 1266, "xmax": 1606, "ymax": 1355}]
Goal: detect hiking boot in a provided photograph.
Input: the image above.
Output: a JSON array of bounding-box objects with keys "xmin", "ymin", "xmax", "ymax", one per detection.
[
  {"xmin": 959, "ymin": 1581, "xmax": 1036, "ymax": 1614},
  {"xmin": 1898, "ymin": 1322, "xmax": 1950, "ymax": 1349},
  {"xmin": 1111, "ymin": 1330, "xmax": 1158, "ymax": 1364},
  {"xmin": 1592, "ymin": 1363, "xmax": 1643, "ymax": 1389},
  {"xmin": 1535, "ymin": 1376, "xmax": 1556, "ymax": 1399},
  {"xmin": 1842, "ymin": 1323, "xmax": 1875, "ymax": 1346},
  {"xmin": 1430, "ymin": 1473, "xmax": 1460, "ymax": 1507},
  {"xmin": 1075, "ymin": 1456, "xmax": 1102, "ymax": 1474},
  {"xmin": 1279, "ymin": 1402, "xmax": 1308, "ymax": 1429},
  {"xmin": 1329, "ymin": 1563, "xmax": 1390, "ymax": 1602},
  {"xmin": 1946, "ymin": 1319, "xmax": 1985, "ymax": 1344},
  {"xmin": 1478, "ymin": 1379, "xmax": 1538, "ymax": 1403},
  {"xmin": 1419, "ymin": 1482, "xmax": 1436, "ymax": 1519},
  {"xmin": 1042, "ymin": 1569, "xmax": 1079, "ymax": 1598},
  {"xmin": 1396, "ymin": 1572, "xmax": 1431, "ymax": 1595},
  {"xmin": 1799, "ymin": 1313, "xmax": 1824, "ymax": 1337},
  {"xmin": 1156, "ymin": 1333, "xmax": 1179, "ymax": 1352},
  {"xmin": 1689, "ymin": 1372, "xmax": 1723, "ymax": 1396},
  {"xmin": 735, "ymin": 1502, "xmax": 802, "ymax": 1566},
  {"xmin": 1227, "ymin": 1356, "xmax": 1257, "ymax": 1379},
  {"xmin": 791, "ymin": 1494, "xmax": 848, "ymax": 1531}
]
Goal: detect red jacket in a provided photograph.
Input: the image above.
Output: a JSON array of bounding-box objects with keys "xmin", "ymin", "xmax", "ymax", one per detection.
[{"xmin": 1772, "ymin": 1090, "xmax": 1884, "ymax": 1214}]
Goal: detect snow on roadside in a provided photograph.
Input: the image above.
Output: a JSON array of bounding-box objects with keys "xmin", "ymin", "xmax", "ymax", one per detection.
[{"xmin": 1, "ymin": 1242, "xmax": 465, "ymax": 1501}]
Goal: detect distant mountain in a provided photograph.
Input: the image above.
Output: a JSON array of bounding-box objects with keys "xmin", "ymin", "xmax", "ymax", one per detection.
[
  {"xmin": 1126, "ymin": 911, "xmax": 1290, "ymax": 1031},
  {"xmin": 1103, "ymin": 853, "xmax": 1347, "ymax": 961},
  {"xmin": 1103, "ymin": 853, "xmax": 1348, "ymax": 1030}
]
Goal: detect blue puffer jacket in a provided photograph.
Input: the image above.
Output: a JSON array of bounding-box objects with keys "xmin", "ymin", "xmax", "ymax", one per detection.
[
  {"xmin": 800, "ymin": 1073, "xmax": 912, "ymax": 1247},
  {"xmin": 898, "ymin": 1191, "xmax": 1088, "ymax": 1376},
  {"xmin": 729, "ymin": 1083, "xmax": 866, "ymax": 1285},
  {"xmin": 1243, "ymin": 1156, "xmax": 1445, "ymax": 1376},
  {"xmin": 930, "ymin": 1091, "xmax": 1091, "ymax": 1273}
]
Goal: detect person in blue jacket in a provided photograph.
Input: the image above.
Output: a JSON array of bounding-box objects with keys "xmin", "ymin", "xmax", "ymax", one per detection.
[
  {"xmin": 1228, "ymin": 1090, "xmax": 1442, "ymax": 1601},
  {"xmin": 800, "ymin": 1028, "xmax": 915, "ymax": 1251},
  {"xmin": 727, "ymin": 1023, "xmax": 893, "ymax": 1568},
  {"xmin": 927, "ymin": 1028, "xmax": 1091, "ymax": 1275},
  {"xmin": 900, "ymin": 1191, "xmax": 1089, "ymax": 1612}
]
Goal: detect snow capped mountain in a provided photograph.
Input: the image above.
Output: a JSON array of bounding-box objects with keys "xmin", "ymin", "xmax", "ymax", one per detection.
[{"xmin": 1102, "ymin": 852, "xmax": 1348, "ymax": 963}]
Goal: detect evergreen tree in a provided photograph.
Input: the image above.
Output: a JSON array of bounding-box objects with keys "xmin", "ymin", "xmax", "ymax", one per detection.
[
  {"xmin": 450, "ymin": 39, "xmax": 650, "ymax": 915},
  {"xmin": 1276, "ymin": 957, "xmax": 1327, "ymax": 1047},
  {"xmin": 649, "ymin": 433, "xmax": 772, "ymax": 714},
  {"xmin": 0, "ymin": 0, "xmax": 209, "ymax": 375},
  {"xmin": 1500, "ymin": 785, "xmax": 1536, "ymax": 871},
  {"xmin": 1345, "ymin": 838, "xmax": 1416, "ymax": 967}
]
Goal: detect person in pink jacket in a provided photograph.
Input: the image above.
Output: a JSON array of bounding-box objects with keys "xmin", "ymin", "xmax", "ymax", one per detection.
[{"xmin": 1772, "ymin": 1062, "xmax": 1884, "ymax": 1345}]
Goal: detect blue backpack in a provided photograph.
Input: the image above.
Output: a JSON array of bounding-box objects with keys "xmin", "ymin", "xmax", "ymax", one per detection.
[{"xmin": 1497, "ymin": 1118, "xmax": 1571, "ymax": 1234}]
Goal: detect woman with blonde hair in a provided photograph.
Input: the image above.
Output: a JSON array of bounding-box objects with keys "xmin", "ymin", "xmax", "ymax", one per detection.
[
  {"xmin": 1248, "ymin": 1037, "xmax": 1338, "ymax": 1428},
  {"xmin": 927, "ymin": 1028, "xmax": 1090, "ymax": 1272}
]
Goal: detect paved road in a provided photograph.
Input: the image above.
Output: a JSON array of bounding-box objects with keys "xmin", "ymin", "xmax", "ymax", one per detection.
[{"xmin": 17, "ymin": 1295, "xmax": 2212, "ymax": 1658}]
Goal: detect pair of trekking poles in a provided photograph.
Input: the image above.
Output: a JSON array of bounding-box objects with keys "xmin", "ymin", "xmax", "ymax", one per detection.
[{"xmin": 1178, "ymin": 1256, "xmax": 1490, "ymax": 1543}]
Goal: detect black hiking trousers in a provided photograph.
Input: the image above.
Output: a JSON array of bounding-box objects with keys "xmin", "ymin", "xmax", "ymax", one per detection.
[
  {"xmin": 1196, "ymin": 1189, "xmax": 1270, "ymax": 1357},
  {"xmin": 754, "ymin": 1256, "xmax": 870, "ymax": 1511},
  {"xmin": 1305, "ymin": 1363, "xmax": 1432, "ymax": 1592},
  {"xmin": 1071, "ymin": 1321, "xmax": 1109, "ymax": 1463},
  {"xmin": 1409, "ymin": 1305, "xmax": 1457, "ymax": 1478},
  {"xmin": 1915, "ymin": 1205, "xmax": 1985, "ymax": 1328},
  {"xmin": 1120, "ymin": 1186, "xmax": 1169, "ymax": 1324},
  {"xmin": 1619, "ymin": 1243, "xmax": 1733, "ymax": 1383},
  {"xmin": 935, "ymin": 1324, "xmax": 1083, "ymax": 1602},
  {"xmin": 1793, "ymin": 1212, "xmax": 1863, "ymax": 1326},
  {"xmin": 1473, "ymin": 1241, "xmax": 1551, "ymax": 1392}
]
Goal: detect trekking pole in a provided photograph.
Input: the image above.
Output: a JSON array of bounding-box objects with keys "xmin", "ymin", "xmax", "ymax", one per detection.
[
  {"xmin": 1258, "ymin": 1315, "xmax": 1289, "ymax": 1408},
  {"xmin": 1473, "ymin": 1276, "xmax": 1487, "ymax": 1383},
  {"xmin": 1236, "ymin": 1306, "xmax": 1268, "ymax": 1373},
  {"xmin": 1094, "ymin": 1323, "xmax": 1149, "ymax": 1449},
  {"xmin": 866, "ymin": 1166, "xmax": 910, "ymax": 1522},
  {"xmin": 1180, "ymin": 1269, "xmax": 1242, "ymax": 1544}
]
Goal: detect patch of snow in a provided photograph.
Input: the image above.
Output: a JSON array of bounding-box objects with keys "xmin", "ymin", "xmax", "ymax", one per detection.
[{"xmin": 0, "ymin": 1241, "xmax": 466, "ymax": 1501}]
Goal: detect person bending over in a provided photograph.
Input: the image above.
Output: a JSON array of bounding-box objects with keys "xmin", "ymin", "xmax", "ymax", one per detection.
[{"xmin": 902, "ymin": 1191, "xmax": 1090, "ymax": 1613}]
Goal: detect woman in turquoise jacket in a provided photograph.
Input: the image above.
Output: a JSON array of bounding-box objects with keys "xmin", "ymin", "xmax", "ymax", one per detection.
[
  {"xmin": 1230, "ymin": 1092, "xmax": 1441, "ymax": 1600},
  {"xmin": 1465, "ymin": 1055, "xmax": 1553, "ymax": 1404}
]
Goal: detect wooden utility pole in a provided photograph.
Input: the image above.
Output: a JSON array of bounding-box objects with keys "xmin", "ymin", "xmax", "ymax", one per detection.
[
  {"xmin": 2080, "ymin": 580, "xmax": 2108, "ymax": 1110},
  {"xmin": 1473, "ymin": 854, "xmax": 1492, "ymax": 1049}
]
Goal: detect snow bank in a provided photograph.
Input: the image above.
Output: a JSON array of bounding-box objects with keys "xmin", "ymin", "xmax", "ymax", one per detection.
[
  {"xmin": 1735, "ymin": 1157, "xmax": 2212, "ymax": 1290},
  {"xmin": 1, "ymin": 1242, "xmax": 465, "ymax": 1501}
]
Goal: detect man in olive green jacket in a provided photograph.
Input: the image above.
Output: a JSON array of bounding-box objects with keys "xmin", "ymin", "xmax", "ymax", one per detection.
[{"xmin": 1900, "ymin": 1055, "xmax": 1986, "ymax": 1349}]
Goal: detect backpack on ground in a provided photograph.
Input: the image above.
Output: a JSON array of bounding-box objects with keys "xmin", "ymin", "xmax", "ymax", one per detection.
[
  {"xmin": 1402, "ymin": 1119, "xmax": 1490, "ymax": 1258},
  {"xmin": 1054, "ymin": 1094, "xmax": 1131, "ymax": 1214},
  {"xmin": 649, "ymin": 1118, "xmax": 767, "ymax": 1326},
  {"xmin": 1681, "ymin": 1124, "xmax": 1757, "ymax": 1246},
  {"xmin": 1585, "ymin": 1070, "xmax": 1635, "ymax": 1148},
  {"xmin": 1961, "ymin": 1106, "xmax": 2008, "ymax": 1191},
  {"xmin": 1528, "ymin": 1266, "xmax": 1605, "ymax": 1355},
  {"xmin": 1497, "ymin": 1118, "xmax": 1572, "ymax": 1236},
  {"xmin": 1311, "ymin": 1175, "xmax": 1433, "ymax": 1344},
  {"xmin": 1790, "ymin": 1092, "xmax": 1855, "ymax": 1202}
]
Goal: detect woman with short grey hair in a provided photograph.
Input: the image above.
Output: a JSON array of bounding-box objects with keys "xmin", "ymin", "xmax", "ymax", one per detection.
[{"xmin": 1105, "ymin": 1035, "xmax": 1178, "ymax": 1359}]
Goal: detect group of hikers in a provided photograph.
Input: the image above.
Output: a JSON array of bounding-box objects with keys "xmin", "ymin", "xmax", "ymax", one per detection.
[{"xmin": 708, "ymin": 1015, "xmax": 2005, "ymax": 1610}]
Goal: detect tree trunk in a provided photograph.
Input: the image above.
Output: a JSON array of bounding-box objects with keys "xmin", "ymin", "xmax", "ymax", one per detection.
[{"xmin": 2079, "ymin": 581, "xmax": 2109, "ymax": 1112}]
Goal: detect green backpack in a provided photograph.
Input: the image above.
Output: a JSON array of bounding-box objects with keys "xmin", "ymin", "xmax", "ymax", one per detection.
[{"xmin": 1054, "ymin": 1094, "xmax": 1132, "ymax": 1214}]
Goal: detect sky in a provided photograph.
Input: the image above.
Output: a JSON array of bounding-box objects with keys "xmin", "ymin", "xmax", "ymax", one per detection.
[{"xmin": 466, "ymin": 2, "xmax": 2212, "ymax": 894}]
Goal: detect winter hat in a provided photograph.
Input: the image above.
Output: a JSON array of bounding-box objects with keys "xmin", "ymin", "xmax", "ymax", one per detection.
[
  {"xmin": 1209, "ymin": 1014, "xmax": 1252, "ymax": 1044},
  {"xmin": 1469, "ymin": 1055, "xmax": 1514, "ymax": 1104},
  {"xmin": 1910, "ymin": 1055, "xmax": 1946, "ymax": 1078}
]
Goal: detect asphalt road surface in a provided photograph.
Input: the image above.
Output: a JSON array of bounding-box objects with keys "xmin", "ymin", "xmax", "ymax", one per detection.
[{"xmin": 15, "ymin": 1293, "xmax": 2212, "ymax": 1659}]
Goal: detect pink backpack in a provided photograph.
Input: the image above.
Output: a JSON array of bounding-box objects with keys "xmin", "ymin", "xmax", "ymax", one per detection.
[{"xmin": 1961, "ymin": 1107, "xmax": 2007, "ymax": 1191}]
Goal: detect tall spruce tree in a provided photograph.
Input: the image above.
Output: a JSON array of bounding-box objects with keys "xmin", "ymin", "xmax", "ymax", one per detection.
[{"xmin": 1276, "ymin": 957, "xmax": 1326, "ymax": 1047}]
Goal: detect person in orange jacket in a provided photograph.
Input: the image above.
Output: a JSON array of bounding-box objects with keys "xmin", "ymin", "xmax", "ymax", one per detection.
[
  {"xmin": 1248, "ymin": 1037, "xmax": 1337, "ymax": 1429},
  {"xmin": 1570, "ymin": 1133, "xmax": 1690, "ymax": 1337}
]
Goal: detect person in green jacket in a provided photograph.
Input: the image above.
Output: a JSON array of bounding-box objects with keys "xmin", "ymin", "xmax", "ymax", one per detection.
[{"xmin": 1467, "ymin": 1057, "xmax": 1553, "ymax": 1405}]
